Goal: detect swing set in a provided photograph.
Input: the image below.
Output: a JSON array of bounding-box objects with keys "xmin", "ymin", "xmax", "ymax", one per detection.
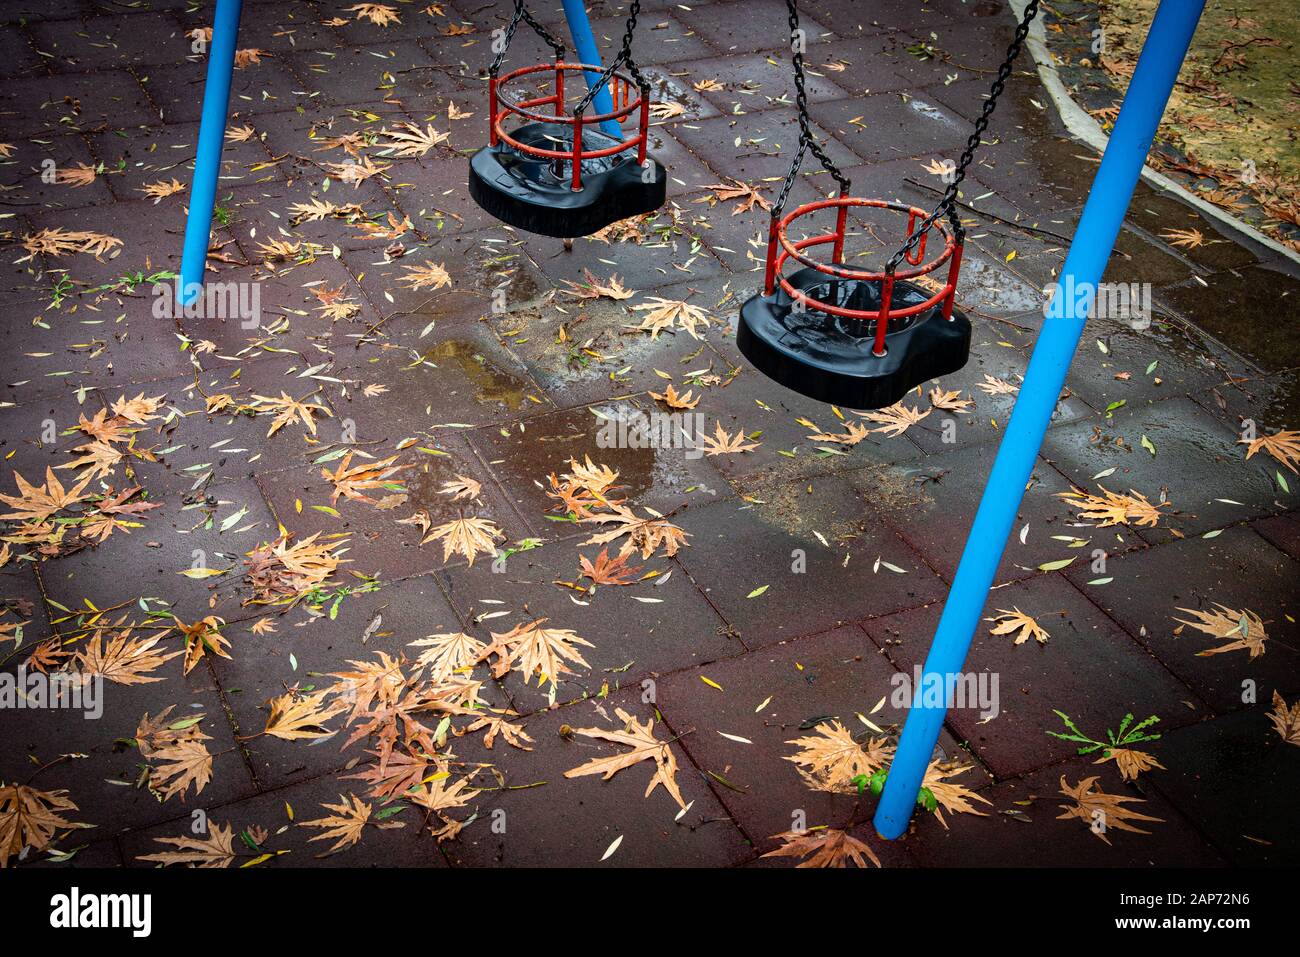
[
  {"xmin": 733, "ymin": 0, "xmax": 1042, "ymax": 410},
  {"xmin": 470, "ymin": 0, "xmax": 1038, "ymax": 411},
  {"xmin": 468, "ymin": 0, "xmax": 666, "ymax": 237},
  {"xmin": 177, "ymin": 0, "xmax": 1208, "ymax": 844}
]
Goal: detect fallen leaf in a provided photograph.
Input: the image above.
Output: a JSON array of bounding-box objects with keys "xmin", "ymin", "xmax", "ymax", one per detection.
[
  {"xmin": 478, "ymin": 618, "xmax": 593, "ymax": 687},
  {"xmin": 564, "ymin": 707, "xmax": 686, "ymax": 809},
  {"xmin": 581, "ymin": 504, "xmax": 689, "ymax": 558},
  {"xmin": 985, "ymin": 607, "xmax": 1050, "ymax": 645},
  {"xmin": 648, "ymin": 383, "xmax": 700, "ymax": 410},
  {"xmin": 1058, "ymin": 485, "xmax": 1168, "ymax": 528},
  {"xmin": 348, "ymin": 4, "xmax": 401, "ymax": 26},
  {"xmin": 761, "ymin": 827, "xmax": 880, "ymax": 868},
  {"xmin": 1056, "ymin": 775, "xmax": 1162, "ymax": 844},
  {"xmin": 1240, "ymin": 429, "xmax": 1300, "ymax": 474},
  {"xmin": 138, "ymin": 178, "xmax": 187, "ymax": 203},
  {"xmin": 1173, "ymin": 604, "xmax": 1268, "ymax": 658},
  {"xmin": 398, "ymin": 260, "xmax": 452, "ymax": 291},
  {"xmin": 422, "ymin": 516, "xmax": 503, "ymax": 566},
  {"xmin": 630, "ymin": 297, "xmax": 710, "ymax": 339},
  {"xmin": 784, "ymin": 720, "xmax": 893, "ymax": 793},
  {"xmin": 378, "ymin": 121, "xmax": 449, "ymax": 157},
  {"xmin": 700, "ymin": 421, "xmax": 760, "ymax": 455},
  {"xmin": 1159, "ymin": 227, "xmax": 1205, "ymax": 248},
  {"xmin": 76, "ymin": 629, "xmax": 181, "ymax": 685},
  {"xmin": 579, "ymin": 545, "xmax": 643, "ymax": 586},
  {"xmin": 136, "ymin": 821, "xmax": 236, "ymax": 868},
  {"xmin": 408, "ymin": 631, "xmax": 487, "ymax": 683},
  {"xmin": 858, "ymin": 403, "xmax": 930, "ymax": 437},
  {"xmin": 0, "ymin": 784, "xmax": 82, "ymax": 868},
  {"xmin": 301, "ymin": 794, "xmax": 373, "ymax": 853},
  {"xmin": 1268, "ymin": 690, "xmax": 1300, "ymax": 746},
  {"xmin": 263, "ymin": 690, "xmax": 347, "ymax": 741}
]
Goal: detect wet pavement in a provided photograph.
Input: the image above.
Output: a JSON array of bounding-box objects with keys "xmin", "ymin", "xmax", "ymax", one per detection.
[{"xmin": 1, "ymin": 0, "xmax": 1297, "ymax": 869}]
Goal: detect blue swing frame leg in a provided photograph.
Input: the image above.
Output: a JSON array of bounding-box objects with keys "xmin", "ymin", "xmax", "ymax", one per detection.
[
  {"xmin": 874, "ymin": 0, "xmax": 1206, "ymax": 840},
  {"xmin": 178, "ymin": 0, "xmax": 244, "ymax": 308},
  {"xmin": 560, "ymin": 0, "xmax": 622, "ymax": 139}
]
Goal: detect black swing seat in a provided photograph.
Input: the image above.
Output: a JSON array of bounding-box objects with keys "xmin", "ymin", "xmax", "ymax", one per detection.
[
  {"xmin": 738, "ymin": 266, "xmax": 971, "ymax": 410},
  {"xmin": 469, "ymin": 122, "xmax": 666, "ymax": 238}
]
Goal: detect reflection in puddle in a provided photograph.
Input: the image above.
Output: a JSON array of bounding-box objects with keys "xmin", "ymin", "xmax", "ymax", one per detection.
[
  {"xmin": 423, "ymin": 340, "xmax": 528, "ymax": 410},
  {"xmin": 956, "ymin": 256, "xmax": 1041, "ymax": 314},
  {"xmin": 492, "ymin": 402, "xmax": 717, "ymax": 508}
]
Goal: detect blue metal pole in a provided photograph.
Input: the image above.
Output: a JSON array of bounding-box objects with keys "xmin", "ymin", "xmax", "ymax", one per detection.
[
  {"xmin": 178, "ymin": 0, "xmax": 243, "ymax": 307},
  {"xmin": 559, "ymin": 0, "xmax": 622, "ymax": 138},
  {"xmin": 874, "ymin": 0, "xmax": 1205, "ymax": 840}
]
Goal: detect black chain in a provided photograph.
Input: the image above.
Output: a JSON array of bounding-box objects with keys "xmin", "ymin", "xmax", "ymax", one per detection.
[
  {"xmin": 574, "ymin": 0, "xmax": 647, "ymax": 116},
  {"xmin": 488, "ymin": 0, "xmax": 566, "ymax": 79},
  {"xmin": 886, "ymin": 0, "xmax": 1040, "ymax": 271},
  {"xmin": 772, "ymin": 0, "xmax": 851, "ymax": 218}
]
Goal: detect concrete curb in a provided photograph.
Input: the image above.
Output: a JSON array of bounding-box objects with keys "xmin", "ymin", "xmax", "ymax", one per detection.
[{"xmin": 1009, "ymin": 0, "xmax": 1300, "ymax": 267}]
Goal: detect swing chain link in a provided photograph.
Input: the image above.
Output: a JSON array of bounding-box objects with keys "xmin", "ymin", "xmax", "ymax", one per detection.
[
  {"xmin": 573, "ymin": 0, "xmax": 648, "ymax": 118},
  {"xmin": 886, "ymin": 0, "xmax": 1040, "ymax": 272},
  {"xmin": 489, "ymin": 0, "xmax": 567, "ymax": 79},
  {"xmin": 771, "ymin": 0, "xmax": 851, "ymax": 218}
]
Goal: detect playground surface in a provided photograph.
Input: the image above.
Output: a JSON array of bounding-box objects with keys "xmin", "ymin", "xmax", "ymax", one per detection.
[{"xmin": 1, "ymin": 0, "xmax": 1298, "ymax": 870}]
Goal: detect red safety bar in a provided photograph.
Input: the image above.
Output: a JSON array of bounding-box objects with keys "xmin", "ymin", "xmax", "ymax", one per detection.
[
  {"xmin": 489, "ymin": 60, "xmax": 650, "ymax": 192},
  {"xmin": 762, "ymin": 197, "xmax": 965, "ymax": 357}
]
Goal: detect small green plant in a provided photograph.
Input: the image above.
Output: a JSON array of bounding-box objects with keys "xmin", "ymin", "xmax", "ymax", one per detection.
[
  {"xmin": 851, "ymin": 769, "xmax": 938, "ymax": 814},
  {"xmin": 86, "ymin": 268, "xmax": 176, "ymax": 297},
  {"xmin": 1046, "ymin": 710, "xmax": 1161, "ymax": 757},
  {"xmin": 301, "ymin": 575, "xmax": 381, "ymax": 619},
  {"xmin": 562, "ymin": 343, "xmax": 590, "ymax": 371},
  {"xmin": 47, "ymin": 273, "xmax": 74, "ymax": 310},
  {"xmin": 497, "ymin": 537, "xmax": 544, "ymax": 562}
]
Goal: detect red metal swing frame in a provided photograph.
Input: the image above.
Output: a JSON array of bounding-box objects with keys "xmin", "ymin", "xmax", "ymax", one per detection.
[
  {"xmin": 488, "ymin": 60, "xmax": 650, "ymax": 193},
  {"xmin": 761, "ymin": 196, "xmax": 966, "ymax": 357}
]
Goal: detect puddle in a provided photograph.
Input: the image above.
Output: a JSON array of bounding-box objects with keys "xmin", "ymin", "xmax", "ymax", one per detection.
[
  {"xmin": 1220, "ymin": 371, "xmax": 1300, "ymax": 428},
  {"xmin": 487, "ymin": 402, "xmax": 716, "ymax": 511},
  {"xmin": 956, "ymin": 255, "xmax": 1042, "ymax": 315},
  {"xmin": 468, "ymin": 240, "xmax": 543, "ymax": 305},
  {"xmin": 587, "ymin": 402, "xmax": 708, "ymax": 501},
  {"xmin": 402, "ymin": 459, "xmax": 496, "ymax": 524},
  {"xmin": 1162, "ymin": 266, "xmax": 1299, "ymax": 372},
  {"xmin": 1135, "ymin": 315, "xmax": 1243, "ymax": 374},
  {"xmin": 1261, "ymin": 375, "xmax": 1299, "ymax": 426},
  {"xmin": 1157, "ymin": 265, "xmax": 1300, "ymax": 423},
  {"xmin": 503, "ymin": 267, "xmax": 541, "ymax": 303},
  {"xmin": 422, "ymin": 340, "xmax": 529, "ymax": 410},
  {"xmin": 642, "ymin": 69, "xmax": 712, "ymax": 120}
]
